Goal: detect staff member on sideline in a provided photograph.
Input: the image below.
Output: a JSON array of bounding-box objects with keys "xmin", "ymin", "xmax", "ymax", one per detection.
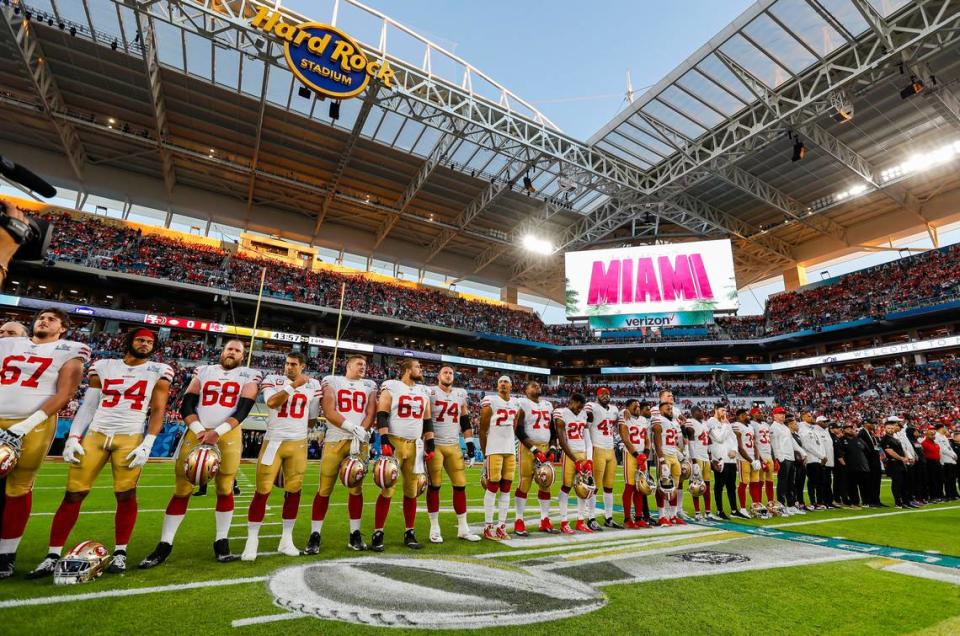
[
  {"xmin": 880, "ymin": 418, "xmax": 909, "ymax": 508},
  {"xmin": 770, "ymin": 408, "xmax": 794, "ymax": 513}
]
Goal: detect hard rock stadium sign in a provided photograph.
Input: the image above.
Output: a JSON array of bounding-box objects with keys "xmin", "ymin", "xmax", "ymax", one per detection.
[{"xmin": 249, "ymin": 7, "xmax": 395, "ymax": 99}]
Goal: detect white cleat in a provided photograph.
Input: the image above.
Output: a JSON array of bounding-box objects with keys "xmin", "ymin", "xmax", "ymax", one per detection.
[
  {"xmin": 241, "ymin": 537, "xmax": 258, "ymax": 562},
  {"xmin": 277, "ymin": 539, "xmax": 300, "ymax": 557},
  {"xmin": 429, "ymin": 526, "xmax": 444, "ymax": 544},
  {"xmin": 457, "ymin": 529, "xmax": 481, "ymax": 542}
]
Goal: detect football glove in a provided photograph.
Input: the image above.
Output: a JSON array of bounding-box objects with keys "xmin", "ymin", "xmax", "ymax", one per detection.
[
  {"xmin": 548, "ymin": 446, "xmax": 559, "ymax": 462},
  {"xmin": 533, "ymin": 448, "xmax": 547, "ymax": 463},
  {"xmin": 584, "ymin": 459, "xmax": 594, "ymax": 472},
  {"xmin": 380, "ymin": 436, "xmax": 394, "ymax": 457},
  {"xmin": 352, "ymin": 426, "xmax": 371, "ymax": 444},
  {"xmin": 424, "ymin": 438, "xmax": 436, "ymax": 462},
  {"xmin": 465, "ymin": 440, "xmax": 476, "ymax": 466},
  {"xmin": 126, "ymin": 434, "xmax": 156, "ymax": 468},
  {"xmin": 63, "ymin": 436, "xmax": 85, "ymax": 464},
  {"xmin": 751, "ymin": 459, "xmax": 762, "ymax": 471},
  {"xmin": 575, "ymin": 459, "xmax": 586, "ymax": 472},
  {"xmin": 774, "ymin": 460, "xmax": 780, "ymax": 472}
]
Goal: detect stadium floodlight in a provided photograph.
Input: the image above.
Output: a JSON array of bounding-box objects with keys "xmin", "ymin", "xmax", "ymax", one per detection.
[
  {"xmin": 522, "ymin": 234, "xmax": 553, "ymax": 255},
  {"xmin": 879, "ymin": 140, "xmax": 960, "ymax": 182},
  {"xmin": 298, "ymin": 85, "xmax": 311, "ymax": 98},
  {"xmin": 329, "ymin": 101, "xmax": 340, "ymax": 120},
  {"xmin": 900, "ymin": 76, "xmax": 924, "ymax": 99}
]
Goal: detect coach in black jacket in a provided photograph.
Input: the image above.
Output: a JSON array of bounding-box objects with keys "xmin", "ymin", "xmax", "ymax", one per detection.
[
  {"xmin": 842, "ymin": 424, "xmax": 870, "ymax": 507},
  {"xmin": 858, "ymin": 422, "xmax": 884, "ymax": 506}
]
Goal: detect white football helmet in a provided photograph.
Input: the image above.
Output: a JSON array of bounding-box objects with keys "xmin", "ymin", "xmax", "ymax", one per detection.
[
  {"xmin": 533, "ymin": 459, "xmax": 555, "ymax": 489},
  {"xmin": 53, "ymin": 541, "xmax": 111, "ymax": 585},
  {"xmin": 573, "ymin": 471, "xmax": 596, "ymax": 499},
  {"xmin": 372, "ymin": 456, "xmax": 399, "ymax": 491},
  {"xmin": 766, "ymin": 500, "xmax": 784, "ymax": 517},
  {"xmin": 751, "ymin": 502, "xmax": 769, "ymax": 519},
  {"xmin": 339, "ymin": 455, "xmax": 367, "ymax": 489},
  {"xmin": 657, "ymin": 462, "xmax": 676, "ymax": 496},
  {"xmin": 184, "ymin": 444, "xmax": 220, "ymax": 487}
]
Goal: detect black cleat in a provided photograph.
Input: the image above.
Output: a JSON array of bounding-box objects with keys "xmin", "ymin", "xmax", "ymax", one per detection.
[
  {"xmin": 233, "ymin": 483, "xmax": 241, "ymax": 496},
  {"xmin": 347, "ymin": 530, "xmax": 367, "ymax": 552},
  {"xmin": 138, "ymin": 542, "xmax": 172, "ymax": 569},
  {"xmin": 604, "ymin": 517, "xmax": 624, "ymax": 529},
  {"xmin": 192, "ymin": 484, "xmax": 207, "ymax": 497},
  {"xmin": 214, "ymin": 538, "xmax": 239, "ymax": 563},
  {"xmin": 716, "ymin": 511, "xmax": 730, "ymax": 520},
  {"xmin": 25, "ymin": 553, "xmax": 59, "ymax": 579},
  {"xmin": 302, "ymin": 531, "xmax": 322, "ymax": 555},
  {"xmin": 370, "ymin": 530, "xmax": 385, "ymax": 553},
  {"xmin": 403, "ymin": 529, "xmax": 423, "ymax": 550},
  {"xmin": 0, "ymin": 553, "xmax": 15, "ymax": 579},
  {"xmin": 587, "ymin": 518, "xmax": 603, "ymax": 532},
  {"xmin": 107, "ymin": 550, "xmax": 127, "ymax": 574}
]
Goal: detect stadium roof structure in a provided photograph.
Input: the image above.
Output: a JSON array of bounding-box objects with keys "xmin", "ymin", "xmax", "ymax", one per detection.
[{"xmin": 2, "ymin": 0, "xmax": 960, "ymax": 303}]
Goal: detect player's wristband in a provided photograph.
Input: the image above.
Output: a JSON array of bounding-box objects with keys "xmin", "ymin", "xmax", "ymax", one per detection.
[
  {"xmin": 188, "ymin": 421, "xmax": 205, "ymax": 436},
  {"xmin": 214, "ymin": 423, "xmax": 233, "ymax": 438}
]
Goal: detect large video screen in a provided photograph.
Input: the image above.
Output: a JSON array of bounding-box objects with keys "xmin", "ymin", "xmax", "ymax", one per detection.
[{"xmin": 564, "ymin": 239, "xmax": 738, "ymax": 318}]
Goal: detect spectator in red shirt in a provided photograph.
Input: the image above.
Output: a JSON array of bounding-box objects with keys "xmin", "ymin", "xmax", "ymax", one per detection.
[{"xmin": 921, "ymin": 428, "xmax": 943, "ymax": 501}]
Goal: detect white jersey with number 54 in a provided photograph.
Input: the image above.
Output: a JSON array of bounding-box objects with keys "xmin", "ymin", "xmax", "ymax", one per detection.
[{"xmin": 88, "ymin": 358, "xmax": 174, "ymax": 435}]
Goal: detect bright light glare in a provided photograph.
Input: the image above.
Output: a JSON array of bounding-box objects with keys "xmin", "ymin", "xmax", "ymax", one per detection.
[
  {"xmin": 879, "ymin": 140, "xmax": 960, "ymax": 182},
  {"xmin": 522, "ymin": 234, "xmax": 554, "ymax": 254}
]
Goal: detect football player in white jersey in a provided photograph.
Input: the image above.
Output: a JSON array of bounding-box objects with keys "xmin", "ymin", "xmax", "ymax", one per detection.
[
  {"xmin": 686, "ymin": 405, "xmax": 715, "ymax": 521},
  {"xmin": 652, "ymin": 401, "xmax": 686, "ymax": 526},
  {"xmin": 426, "ymin": 366, "xmax": 479, "ymax": 543},
  {"xmin": 140, "ymin": 339, "xmax": 261, "ymax": 568},
  {"xmin": 373, "ymin": 358, "xmax": 435, "ymax": 551},
  {"xmin": 752, "ymin": 409, "xmax": 776, "ymax": 505},
  {"xmin": 619, "ymin": 399, "xmax": 652, "ymax": 528},
  {"xmin": 27, "ymin": 328, "xmax": 172, "ymax": 578},
  {"xmin": 732, "ymin": 408, "xmax": 761, "ymax": 518},
  {"xmin": 554, "ymin": 393, "xmax": 593, "ymax": 534},
  {"xmin": 585, "ymin": 387, "xmax": 621, "ymax": 530},
  {"xmin": 479, "ymin": 376, "xmax": 521, "ymax": 541},
  {"xmin": 0, "ymin": 308, "xmax": 88, "ymax": 579},
  {"xmin": 514, "ymin": 380, "xmax": 556, "ymax": 535},
  {"xmin": 306, "ymin": 354, "xmax": 377, "ymax": 554},
  {"xmin": 242, "ymin": 352, "xmax": 321, "ymax": 561}
]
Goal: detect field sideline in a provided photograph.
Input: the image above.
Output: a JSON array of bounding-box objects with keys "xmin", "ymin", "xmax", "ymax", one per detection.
[{"xmin": 0, "ymin": 460, "xmax": 957, "ymax": 634}]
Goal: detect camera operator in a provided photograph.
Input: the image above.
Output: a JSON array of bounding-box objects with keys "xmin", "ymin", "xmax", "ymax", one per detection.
[{"xmin": 0, "ymin": 205, "xmax": 29, "ymax": 286}]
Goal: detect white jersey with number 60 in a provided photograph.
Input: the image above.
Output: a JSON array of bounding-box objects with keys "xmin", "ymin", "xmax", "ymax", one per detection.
[
  {"xmin": 193, "ymin": 364, "xmax": 261, "ymax": 428},
  {"xmin": 322, "ymin": 375, "xmax": 377, "ymax": 443},
  {"xmin": 88, "ymin": 358, "xmax": 174, "ymax": 436},
  {"xmin": 381, "ymin": 379, "xmax": 431, "ymax": 440}
]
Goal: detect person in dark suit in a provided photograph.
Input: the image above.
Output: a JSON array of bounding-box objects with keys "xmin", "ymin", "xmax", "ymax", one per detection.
[
  {"xmin": 842, "ymin": 423, "xmax": 869, "ymax": 508},
  {"xmin": 858, "ymin": 421, "xmax": 884, "ymax": 506}
]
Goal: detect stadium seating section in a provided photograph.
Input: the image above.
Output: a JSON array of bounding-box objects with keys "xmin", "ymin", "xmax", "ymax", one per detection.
[{"xmin": 39, "ymin": 210, "xmax": 960, "ymax": 345}]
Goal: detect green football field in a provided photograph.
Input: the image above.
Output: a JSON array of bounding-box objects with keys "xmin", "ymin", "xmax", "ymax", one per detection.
[{"xmin": 0, "ymin": 460, "xmax": 957, "ymax": 635}]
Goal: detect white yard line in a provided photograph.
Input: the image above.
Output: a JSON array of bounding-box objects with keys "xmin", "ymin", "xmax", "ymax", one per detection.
[
  {"xmin": 0, "ymin": 576, "xmax": 268, "ymax": 609},
  {"xmin": 232, "ymin": 613, "xmax": 304, "ymax": 628},
  {"xmin": 770, "ymin": 504, "xmax": 960, "ymax": 528},
  {"xmin": 882, "ymin": 562, "xmax": 960, "ymax": 585}
]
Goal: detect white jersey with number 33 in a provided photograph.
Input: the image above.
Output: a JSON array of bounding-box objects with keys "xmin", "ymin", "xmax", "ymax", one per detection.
[
  {"xmin": 382, "ymin": 379, "xmax": 431, "ymax": 440},
  {"xmin": 0, "ymin": 337, "xmax": 90, "ymax": 419},
  {"xmin": 88, "ymin": 358, "xmax": 174, "ymax": 435},
  {"xmin": 193, "ymin": 364, "xmax": 261, "ymax": 428}
]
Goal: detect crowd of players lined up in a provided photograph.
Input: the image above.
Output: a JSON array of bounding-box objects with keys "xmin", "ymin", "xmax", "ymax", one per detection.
[
  {"xmin": 42, "ymin": 211, "xmax": 960, "ymax": 344},
  {"xmin": 1, "ymin": 308, "xmax": 958, "ymax": 585}
]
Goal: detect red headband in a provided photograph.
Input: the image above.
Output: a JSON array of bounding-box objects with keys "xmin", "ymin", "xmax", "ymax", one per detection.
[{"xmin": 132, "ymin": 328, "xmax": 156, "ymax": 341}]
